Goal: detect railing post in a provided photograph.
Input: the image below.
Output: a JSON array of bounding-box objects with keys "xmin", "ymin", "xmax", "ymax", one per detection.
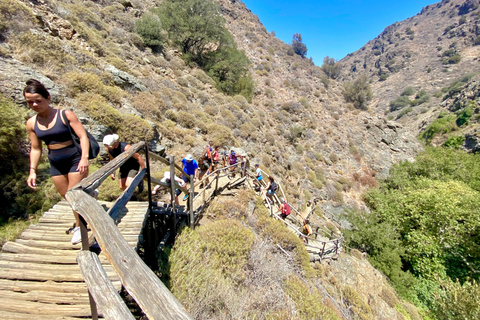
[
  {"xmin": 215, "ymin": 171, "xmax": 220, "ymax": 196},
  {"xmin": 79, "ymin": 217, "xmax": 99, "ymax": 320},
  {"xmin": 169, "ymin": 155, "xmax": 176, "ymax": 234},
  {"xmin": 189, "ymin": 174, "xmax": 194, "ymax": 229}
]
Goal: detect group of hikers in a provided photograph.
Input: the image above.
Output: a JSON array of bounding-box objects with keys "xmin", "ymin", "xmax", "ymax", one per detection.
[{"xmin": 23, "ymin": 79, "xmax": 313, "ymax": 245}]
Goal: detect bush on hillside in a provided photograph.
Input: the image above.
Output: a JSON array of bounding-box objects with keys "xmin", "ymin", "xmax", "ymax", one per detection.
[
  {"xmin": 343, "ymin": 74, "xmax": 373, "ymax": 110},
  {"xmin": 291, "ymin": 33, "xmax": 307, "ymax": 58},
  {"xmin": 156, "ymin": 0, "xmax": 254, "ymax": 101},
  {"xmin": 134, "ymin": 12, "xmax": 165, "ymax": 52},
  {"xmin": 321, "ymin": 56, "xmax": 342, "ymax": 79},
  {"xmin": 420, "ymin": 112, "xmax": 457, "ymax": 143}
]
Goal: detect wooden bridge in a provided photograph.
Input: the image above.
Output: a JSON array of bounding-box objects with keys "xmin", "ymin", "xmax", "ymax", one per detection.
[{"xmin": 0, "ymin": 143, "xmax": 343, "ymax": 319}]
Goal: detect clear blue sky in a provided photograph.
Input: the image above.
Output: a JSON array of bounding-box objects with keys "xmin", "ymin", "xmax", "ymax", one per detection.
[{"xmin": 241, "ymin": 0, "xmax": 436, "ymax": 65}]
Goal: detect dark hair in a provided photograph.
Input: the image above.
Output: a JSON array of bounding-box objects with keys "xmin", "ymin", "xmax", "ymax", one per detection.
[
  {"xmin": 23, "ymin": 79, "xmax": 50, "ymax": 99},
  {"xmin": 269, "ymin": 176, "xmax": 274, "ymax": 181},
  {"xmin": 304, "ymin": 219, "xmax": 309, "ymax": 224}
]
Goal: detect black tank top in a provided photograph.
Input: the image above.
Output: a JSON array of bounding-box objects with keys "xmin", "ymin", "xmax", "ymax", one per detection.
[{"xmin": 34, "ymin": 110, "xmax": 72, "ymax": 145}]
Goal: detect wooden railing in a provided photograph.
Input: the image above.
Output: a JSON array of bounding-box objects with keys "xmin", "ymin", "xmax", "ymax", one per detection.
[
  {"xmin": 245, "ymin": 166, "xmax": 344, "ymax": 260},
  {"xmin": 65, "ymin": 142, "xmax": 192, "ymax": 320}
]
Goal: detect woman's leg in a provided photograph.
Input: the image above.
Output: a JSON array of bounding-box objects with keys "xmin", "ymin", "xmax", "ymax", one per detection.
[{"xmin": 66, "ymin": 171, "xmax": 88, "ymax": 227}]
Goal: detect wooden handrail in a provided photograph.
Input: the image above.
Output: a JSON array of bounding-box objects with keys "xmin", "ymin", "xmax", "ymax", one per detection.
[
  {"xmin": 65, "ymin": 142, "xmax": 192, "ymax": 319},
  {"xmin": 66, "ymin": 190, "xmax": 192, "ymax": 320}
]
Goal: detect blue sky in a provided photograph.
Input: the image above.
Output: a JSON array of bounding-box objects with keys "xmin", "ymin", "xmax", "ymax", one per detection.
[{"xmin": 241, "ymin": 0, "xmax": 436, "ymax": 65}]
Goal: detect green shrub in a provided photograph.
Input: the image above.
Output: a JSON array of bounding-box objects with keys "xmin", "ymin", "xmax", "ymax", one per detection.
[
  {"xmin": 401, "ymin": 87, "xmax": 415, "ymax": 96},
  {"xmin": 343, "ymin": 74, "xmax": 373, "ymax": 110},
  {"xmin": 134, "ymin": 12, "xmax": 165, "ymax": 51},
  {"xmin": 420, "ymin": 112, "xmax": 457, "ymax": 143},
  {"xmin": 456, "ymin": 106, "xmax": 473, "ymax": 126},
  {"xmin": 389, "ymin": 95, "xmax": 411, "ymax": 111},
  {"xmin": 63, "ymin": 72, "xmax": 124, "ymax": 104},
  {"xmin": 321, "ymin": 56, "xmax": 341, "ymax": 79},
  {"xmin": 432, "ymin": 279, "xmax": 480, "ymax": 320},
  {"xmin": 443, "ymin": 135, "xmax": 464, "ymax": 148}
]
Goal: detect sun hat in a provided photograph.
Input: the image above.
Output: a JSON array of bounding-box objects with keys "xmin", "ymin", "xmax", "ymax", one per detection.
[
  {"xmin": 185, "ymin": 154, "xmax": 194, "ymax": 161},
  {"xmin": 103, "ymin": 134, "xmax": 119, "ymax": 147}
]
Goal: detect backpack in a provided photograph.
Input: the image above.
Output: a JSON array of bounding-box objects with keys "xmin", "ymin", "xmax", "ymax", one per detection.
[
  {"xmin": 270, "ymin": 181, "xmax": 278, "ymax": 192},
  {"xmin": 229, "ymin": 151, "xmax": 237, "ymax": 164},
  {"xmin": 282, "ymin": 203, "xmax": 291, "ymax": 215}
]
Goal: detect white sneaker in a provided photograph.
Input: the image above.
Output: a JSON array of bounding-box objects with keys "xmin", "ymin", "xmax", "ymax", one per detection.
[{"xmin": 71, "ymin": 226, "xmax": 82, "ymax": 244}]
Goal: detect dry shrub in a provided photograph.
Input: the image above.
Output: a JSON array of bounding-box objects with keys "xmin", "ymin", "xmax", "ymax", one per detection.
[
  {"xmin": 353, "ymin": 168, "xmax": 377, "ymax": 188},
  {"xmin": 206, "ymin": 123, "xmax": 236, "ymax": 147},
  {"xmin": 62, "ymin": 71, "xmax": 124, "ymax": 104},
  {"xmin": 176, "ymin": 110, "xmax": 196, "ymax": 129},
  {"xmin": 169, "ymin": 220, "xmax": 255, "ymax": 319},
  {"xmin": 380, "ymin": 286, "xmax": 400, "ymax": 308},
  {"xmin": 0, "ymin": 0, "xmax": 35, "ymax": 36},
  {"xmin": 341, "ymin": 285, "xmax": 372, "ymax": 320},
  {"xmin": 75, "ymin": 92, "xmax": 122, "ymax": 129},
  {"xmin": 284, "ymin": 274, "xmax": 340, "ymax": 320},
  {"xmin": 132, "ymin": 91, "xmax": 165, "ymax": 121},
  {"xmin": 13, "ymin": 32, "xmax": 75, "ymax": 72},
  {"xmin": 116, "ymin": 114, "xmax": 154, "ymax": 143}
]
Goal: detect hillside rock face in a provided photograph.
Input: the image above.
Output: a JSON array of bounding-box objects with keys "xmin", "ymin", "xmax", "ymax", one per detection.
[{"xmin": 341, "ymin": 0, "xmax": 480, "ymax": 136}]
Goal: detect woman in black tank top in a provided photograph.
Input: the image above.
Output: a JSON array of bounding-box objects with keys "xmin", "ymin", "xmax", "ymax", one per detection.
[{"xmin": 24, "ymin": 79, "xmax": 91, "ymax": 245}]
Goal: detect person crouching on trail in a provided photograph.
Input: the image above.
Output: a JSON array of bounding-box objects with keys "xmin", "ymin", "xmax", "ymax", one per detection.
[
  {"xmin": 103, "ymin": 134, "xmax": 145, "ymax": 191},
  {"xmin": 152, "ymin": 171, "xmax": 186, "ymax": 206},
  {"xmin": 279, "ymin": 198, "xmax": 291, "ymax": 220}
]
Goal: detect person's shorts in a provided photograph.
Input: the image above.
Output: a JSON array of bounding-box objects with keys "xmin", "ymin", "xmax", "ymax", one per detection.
[
  {"xmin": 267, "ymin": 190, "xmax": 275, "ymax": 196},
  {"xmin": 182, "ymin": 175, "xmax": 190, "ymax": 184},
  {"xmin": 256, "ymin": 176, "xmax": 263, "ymax": 181},
  {"xmin": 175, "ymin": 188, "xmax": 181, "ymax": 197},
  {"xmin": 213, "ymin": 160, "xmax": 219, "ymax": 165},
  {"xmin": 48, "ymin": 144, "xmax": 81, "ymax": 176},
  {"xmin": 119, "ymin": 168, "xmax": 138, "ymax": 179},
  {"xmin": 280, "ymin": 213, "xmax": 288, "ymax": 219}
]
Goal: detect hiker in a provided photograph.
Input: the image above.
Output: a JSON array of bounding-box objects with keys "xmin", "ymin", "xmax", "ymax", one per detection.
[
  {"xmin": 181, "ymin": 154, "xmax": 198, "ymax": 200},
  {"xmin": 103, "ymin": 134, "xmax": 145, "ymax": 191},
  {"xmin": 152, "ymin": 171, "xmax": 186, "ymax": 206},
  {"xmin": 211, "ymin": 145, "xmax": 220, "ymax": 172},
  {"xmin": 264, "ymin": 176, "xmax": 278, "ymax": 204},
  {"xmin": 221, "ymin": 146, "xmax": 228, "ymax": 169},
  {"xmin": 279, "ymin": 198, "xmax": 291, "ymax": 220},
  {"xmin": 24, "ymin": 79, "xmax": 91, "ymax": 245},
  {"xmin": 301, "ymin": 218, "xmax": 313, "ymax": 243},
  {"xmin": 228, "ymin": 149, "xmax": 238, "ymax": 178},
  {"xmin": 197, "ymin": 157, "xmax": 210, "ymax": 189},
  {"xmin": 202, "ymin": 140, "xmax": 213, "ymax": 167},
  {"xmin": 253, "ymin": 164, "xmax": 263, "ymax": 189}
]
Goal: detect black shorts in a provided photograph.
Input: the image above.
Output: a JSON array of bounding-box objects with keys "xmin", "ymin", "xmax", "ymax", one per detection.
[
  {"xmin": 48, "ymin": 144, "xmax": 81, "ymax": 176},
  {"xmin": 119, "ymin": 168, "xmax": 138, "ymax": 179}
]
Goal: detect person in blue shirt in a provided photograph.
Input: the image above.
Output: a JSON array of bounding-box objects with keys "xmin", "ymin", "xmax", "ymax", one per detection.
[{"xmin": 181, "ymin": 154, "xmax": 198, "ymax": 200}]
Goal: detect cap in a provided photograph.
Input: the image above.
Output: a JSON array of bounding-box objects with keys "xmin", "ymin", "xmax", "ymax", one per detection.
[
  {"xmin": 255, "ymin": 164, "xmax": 259, "ymax": 167},
  {"xmin": 185, "ymin": 154, "xmax": 193, "ymax": 161},
  {"xmin": 103, "ymin": 134, "xmax": 119, "ymax": 147}
]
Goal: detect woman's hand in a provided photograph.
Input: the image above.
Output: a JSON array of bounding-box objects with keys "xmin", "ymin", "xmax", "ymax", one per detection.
[
  {"xmin": 110, "ymin": 173, "xmax": 116, "ymax": 180},
  {"xmin": 77, "ymin": 158, "xmax": 89, "ymax": 175},
  {"xmin": 27, "ymin": 172, "xmax": 37, "ymax": 190}
]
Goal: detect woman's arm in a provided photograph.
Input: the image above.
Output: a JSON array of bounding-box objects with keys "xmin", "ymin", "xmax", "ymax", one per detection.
[
  {"xmin": 65, "ymin": 110, "xmax": 89, "ymax": 174},
  {"xmin": 26, "ymin": 117, "xmax": 42, "ymax": 189}
]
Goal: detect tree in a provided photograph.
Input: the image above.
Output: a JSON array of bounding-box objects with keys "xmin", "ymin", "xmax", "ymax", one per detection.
[
  {"xmin": 320, "ymin": 56, "xmax": 341, "ymax": 79},
  {"xmin": 291, "ymin": 33, "xmax": 307, "ymax": 58},
  {"xmin": 158, "ymin": 0, "xmax": 226, "ymax": 61},
  {"xmin": 343, "ymin": 74, "xmax": 373, "ymax": 110},
  {"xmin": 134, "ymin": 12, "xmax": 165, "ymax": 51}
]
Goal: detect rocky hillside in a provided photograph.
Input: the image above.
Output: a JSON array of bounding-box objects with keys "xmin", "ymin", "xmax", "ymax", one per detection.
[
  {"xmin": 341, "ymin": 0, "xmax": 480, "ymax": 140},
  {"xmin": 1, "ymin": 0, "xmax": 458, "ymax": 318}
]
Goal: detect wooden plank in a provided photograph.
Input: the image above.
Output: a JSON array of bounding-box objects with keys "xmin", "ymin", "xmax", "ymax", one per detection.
[
  {"xmin": 2, "ymin": 242, "xmax": 79, "ymax": 256},
  {"xmin": 77, "ymin": 251, "xmax": 135, "ymax": 320},
  {"xmin": 14, "ymin": 239, "xmax": 82, "ymax": 250},
  {"xmin": 0, "ymin": 260, "xmax": 115, "ymax": 273},
  {"xmin": 0, "ymin": 310, "xmax": 88, "ymax": 320},
  {"xmin": 0, "ymin": 279, "xmax": 89, "ymax": 293},
  {"xmin": 0, "ymin": 252, "xmax": 78, "ymax": 264},
  {"xmin": 0, "ymin": 289, "xmax": 90, "ymax": 304},
  {"xmin": 0, "ymin": 267, "xmax": 118, "ymax": 282},
  {"xmin": 0, "ymin": 297, "xmax": 94, "ymax": 317},
  {"xmin": 65, "ymin": 189, "xmax": 192, "ymax": 320}
]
